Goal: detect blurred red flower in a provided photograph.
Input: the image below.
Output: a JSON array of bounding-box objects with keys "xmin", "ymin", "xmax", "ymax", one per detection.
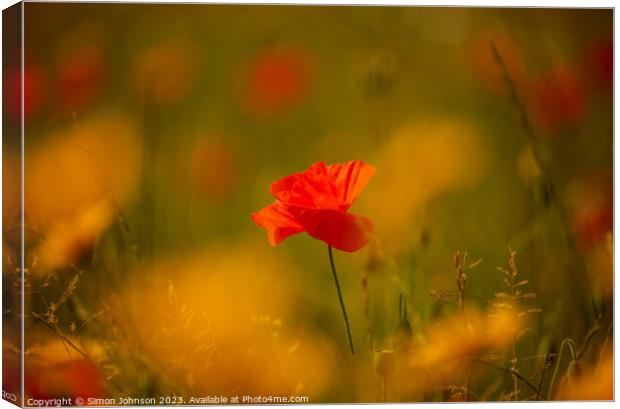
[
  {"xmin": 190, "ymin": 135, "xmax": 239, "ymax": 203},
  {"xmin": 568, "ymin": 174, "xmax": 612, "ymax": 253},
  {"xmin": 252, "ymin": 160, "xmax": 374, "ymax": 252},
  {"xmin": 582, "ymin": 33, "xmax": 613, "ymax": 94},
  {"xmin": 527, "ymin": 66, "xmax": 587, "ymax": 133},
  {"xmin": 26, "ymin": 359, "xmax": 106, "ymax": 401},
  {"xmin": 5, "ymin": 64, "xmax": 47, "ymax": 121},
  {"xmin": 469, "ymin": 29, "xmax": 525, "ymax": 94},
  {"xmin": 58, "ymin": 45, "xmax": 105, "ymax": 111},
  {"xmin": 242, "ymin": 44, "xmax": 316, "ymax": 118}
]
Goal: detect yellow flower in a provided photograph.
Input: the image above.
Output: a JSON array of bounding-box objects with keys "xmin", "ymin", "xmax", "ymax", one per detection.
[
  {"xmin": 105, "ymin": 244, "xmax": 337, "ymax": 397},
  {"xmin": 409, "ymin": 308, "xmax": 523, "ymax": 384},
  {"xmin": 364, "ymin": 118, "xmax": 489, "ymax": 255},
  {"xmin": 25, "ymin": 112, "xmax": 141, "ymax": 274},
  {"xmin": 557, "ymin": 351, "xmax": 612, "ymax": 400}
]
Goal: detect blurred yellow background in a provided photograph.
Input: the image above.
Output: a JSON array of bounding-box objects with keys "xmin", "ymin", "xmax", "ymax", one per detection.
[{"xmin": 2, "ymin": 4, "xmax": 612, "ymax": 403}]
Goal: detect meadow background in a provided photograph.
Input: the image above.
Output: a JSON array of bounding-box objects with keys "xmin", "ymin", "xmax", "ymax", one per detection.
[{"xmin": 2, "ymin": 4, "xmax": 613, "ymax": 403}]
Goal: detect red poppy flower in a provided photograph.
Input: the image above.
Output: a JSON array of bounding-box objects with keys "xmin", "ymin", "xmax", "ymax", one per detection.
[
  {"xmin": 26, "ymin": 359, "xmax": 106, "ymax": 401},
  {"xmin": 58, "ymin": 44, "xmax": 105, "ymax": 111},
  {"xmin": 527, "ymin": 66, "xmax": 587, "ymax": 133},
  {"xmin": 190, "ymin": 135, "xmax": 239, "ymax": 203},
  {"xmin": 582, "ymin": 33, "xmax": 613, "ymax": 94},
  {"xmin": 469, "ymin": 29, "xmax": 525, "ymax": 95},
  {"xmin": 252, "ymin": 160, "xmax": 374, "ymax": 252},
  {"xmin": 242, "ymin": 44, "xmax": 316, "ymax": 118},
  {"xmin": 5, "ymin": 64, "xmax": 47, "ymax": 122},
  {"xmin": 569, "ymin": 174, "xmax": 612, "ymax": 253}
]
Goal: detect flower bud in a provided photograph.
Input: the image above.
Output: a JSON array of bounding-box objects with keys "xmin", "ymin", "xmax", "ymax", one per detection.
[{"xmin": 374, "ymin": 349, "xmax": 396, "ymax": 378}]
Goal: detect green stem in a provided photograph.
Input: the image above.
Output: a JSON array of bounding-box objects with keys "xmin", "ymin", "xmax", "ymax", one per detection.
[
  {"xmin": 471, "ymin": 358, "xmax": 548, "ymax": 400},
  {"xmin": 536, "ymin": 351, "xmax": 552, "ymax": 401},
  {"xmin": 327, "ymin": 245, "xmax": 355, "ymax": 354},
  {"xmin": 548, "ymin": 338, "xmax": 577, "ymax": 399},
  {"xmin": 383, "ymin": 375, "xmax": 388, "ymax": 402},
  {"xmin": 491, "ymin": 43, "xmax": 595, "ymax": 324}
]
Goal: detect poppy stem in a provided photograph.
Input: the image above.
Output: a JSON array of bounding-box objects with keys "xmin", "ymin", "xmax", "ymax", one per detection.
[{"xmin": 327, "ymin": 245, "xmax": 355, "ymax": 354}]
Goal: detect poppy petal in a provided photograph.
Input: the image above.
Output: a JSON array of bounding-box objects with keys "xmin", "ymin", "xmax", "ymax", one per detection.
[
  {"xmin": 270, "ymin": 161, "xmax": 340, "ymax": 209},
  {"xmin": 287, "ymin": 205, "xmax": 373, "ymax": 252},
  {"xmin": 251, "ymin": 202, "xmax": 304, "ymax": 245},
  {"xmin": 270, "ymin": 172, "xmax": 303, "ymax": 202},
  {"xmin": 326, "ymin": 160, "xmax": 375, "ymax": 210}
]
